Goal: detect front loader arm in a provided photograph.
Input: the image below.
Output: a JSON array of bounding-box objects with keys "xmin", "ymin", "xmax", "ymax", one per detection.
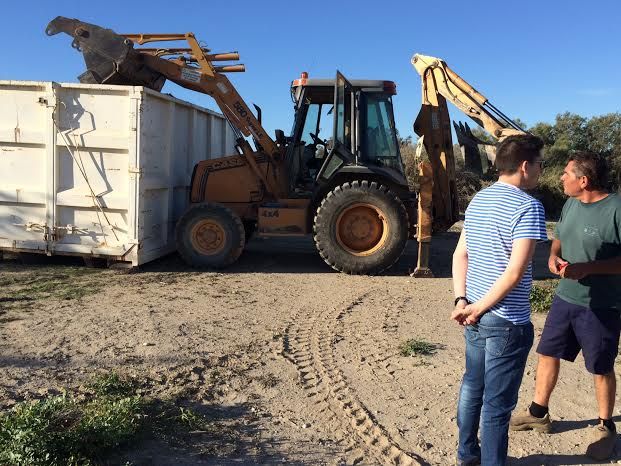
[
  {"xmin": 123, "ymin": 34, "xmax": 279, "ymax": 159},
  {"xmin": 45, "ymin": 17, "xmax": 281, "ymax": 166}
]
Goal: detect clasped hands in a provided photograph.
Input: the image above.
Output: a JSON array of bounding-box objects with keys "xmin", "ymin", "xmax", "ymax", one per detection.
[{"xmin": 451, "ymin": 300, "xmax": 485, "ymax": 326}]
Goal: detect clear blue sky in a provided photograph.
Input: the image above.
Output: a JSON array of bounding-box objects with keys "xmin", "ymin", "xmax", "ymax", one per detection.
[{"xmin": 2, "ymin": 0, "xmax": 619, "ymax": 140}]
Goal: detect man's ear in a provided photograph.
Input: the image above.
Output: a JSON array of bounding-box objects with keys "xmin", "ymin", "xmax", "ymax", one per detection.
[{"xmin": 520, "ymin": 160, "xmax": 529, "ymax": 174}]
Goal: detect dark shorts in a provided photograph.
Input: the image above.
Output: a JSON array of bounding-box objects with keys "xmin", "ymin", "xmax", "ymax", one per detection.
[{"xmin": 536, "ymin": 295, "xmax": 621, "ymax": 375}]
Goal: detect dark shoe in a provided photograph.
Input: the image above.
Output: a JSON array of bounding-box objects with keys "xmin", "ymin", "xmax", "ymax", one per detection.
[
  {"xmin": 509, "ymin": 408, "xmax": 552, "ymax": 433},
  {"xmin": 586, "ymin": 424, "xmax": 617, "ymax": 460},
  {"xmin": 456, "ymin": 459, "xmax": 480, "ymax": 466}
]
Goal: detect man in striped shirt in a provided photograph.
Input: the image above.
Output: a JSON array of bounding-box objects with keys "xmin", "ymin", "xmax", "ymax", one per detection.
[{"xmin": 451, "ymin": 134, "xmax": 547, "ymax": 466}]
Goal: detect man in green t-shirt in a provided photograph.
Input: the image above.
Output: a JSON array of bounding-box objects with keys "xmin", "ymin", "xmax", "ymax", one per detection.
[{"xmin": 510, "ymin": 151, "xmax": 621, "ymax": 460}]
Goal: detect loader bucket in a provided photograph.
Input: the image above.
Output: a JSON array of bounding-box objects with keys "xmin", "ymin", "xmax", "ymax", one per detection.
[{"xmin": 46, "ymin": 16, "xmax": 166, "ymax": 91}]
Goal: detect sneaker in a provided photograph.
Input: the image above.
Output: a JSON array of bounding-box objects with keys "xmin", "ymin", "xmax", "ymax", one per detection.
[
  {"xmin": 509, "ymin": 408, "xmax": 552, "ymax": 433},
  {"xmin": 586, "ymin": 424, "xmax": 617, "ymax": 461}
]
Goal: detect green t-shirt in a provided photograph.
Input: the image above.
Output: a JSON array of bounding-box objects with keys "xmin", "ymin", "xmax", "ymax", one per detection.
[{"xmin": 555, "ymin": 193, "xmax": 621, "ymax": 310}]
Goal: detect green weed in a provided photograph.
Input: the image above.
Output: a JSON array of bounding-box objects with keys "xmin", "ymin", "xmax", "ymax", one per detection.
[
  {"xmin": 87, "ymin": 372, "xmax": 137, "ymax": 398},
  {"xmin": 177, "ymin": 406, "xmax": 210, "ymax": 431},
  {"xmin": 400, "ymin": 339, "xmax": 438, "ymax": 357}
]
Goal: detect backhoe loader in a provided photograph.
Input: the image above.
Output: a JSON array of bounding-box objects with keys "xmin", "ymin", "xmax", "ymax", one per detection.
[{"xmin": 46, "ymin": 17, "xmax": 524, "ymax": 276}]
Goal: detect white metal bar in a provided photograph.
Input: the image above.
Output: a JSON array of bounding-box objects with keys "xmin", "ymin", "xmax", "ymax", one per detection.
[{"xmin": 46, "ymin": 82, "xmax": 58, "ymax": 253}]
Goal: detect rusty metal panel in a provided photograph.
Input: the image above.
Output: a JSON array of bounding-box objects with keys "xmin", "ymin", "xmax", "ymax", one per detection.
[{"xmin": 0, "ymin": 80, "xmax": 235, "ymax": 265}]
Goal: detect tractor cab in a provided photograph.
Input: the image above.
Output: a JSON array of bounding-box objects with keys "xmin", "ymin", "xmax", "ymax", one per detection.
[{"xmin": 287, "ymin": 72, "xmax": 409, "ymax": 195}]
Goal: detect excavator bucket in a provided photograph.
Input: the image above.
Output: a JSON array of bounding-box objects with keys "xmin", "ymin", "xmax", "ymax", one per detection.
[{"xmin": 45, "ymin": 16, "xmax": 166, "ymax": 91}]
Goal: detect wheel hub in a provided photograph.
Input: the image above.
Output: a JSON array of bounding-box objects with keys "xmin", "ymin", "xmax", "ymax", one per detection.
[
  {"xmin": 190, "ymin": 220, "xmax": 226, "ymax": 255},
  {"xmin": 336, "ymin": 203, "xmax": 389, "ymax": 256}
]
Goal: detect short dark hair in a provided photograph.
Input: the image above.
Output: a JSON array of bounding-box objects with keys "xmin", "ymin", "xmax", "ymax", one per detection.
[
  {"xmin": 568, "ymin": 151, "xmax": 608, "ymax": 190},
  {"xmin": 495, "ymin": 134, "xmax": 544, "ymax": 174}
]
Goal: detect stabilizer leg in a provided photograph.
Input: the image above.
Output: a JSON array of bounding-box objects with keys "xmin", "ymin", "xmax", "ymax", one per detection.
[{"xmin": 410, "ymin": 160, "xmax": 434, "ymax": 278}]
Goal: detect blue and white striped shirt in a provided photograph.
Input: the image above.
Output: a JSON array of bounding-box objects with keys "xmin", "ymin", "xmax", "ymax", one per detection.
[{"xmin": 464, "ymin": 181, "xmax": 547, "ymax": 324}]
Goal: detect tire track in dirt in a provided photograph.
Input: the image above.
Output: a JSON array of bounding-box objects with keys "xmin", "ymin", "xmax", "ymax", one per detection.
[
  {"xmin": 339, "ymin": 292, "xmax": 412, "ymax": 405},
  {"xmin": 282, "ymin": 291, "xmax": 424, "ymax": 466}
]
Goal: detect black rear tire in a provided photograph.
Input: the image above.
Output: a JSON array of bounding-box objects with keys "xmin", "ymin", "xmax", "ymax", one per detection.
[
  {"xmin": 175, "ymin": 203, "xmax": 245, "ymax": 268},
  {"xmin": 313, "ymin": 180, "xmax": 409, "ymax": 275}
]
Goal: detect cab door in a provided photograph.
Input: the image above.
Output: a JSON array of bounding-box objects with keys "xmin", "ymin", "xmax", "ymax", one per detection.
[{"xmin": 316, "ymin": 71, "xmax": 355, "ymax": 183}]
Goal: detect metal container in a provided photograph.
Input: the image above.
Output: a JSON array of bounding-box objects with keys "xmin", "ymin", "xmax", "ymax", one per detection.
[{"xmin": 0, "ymin": 80, "xmax": 236, "ymax": 266}]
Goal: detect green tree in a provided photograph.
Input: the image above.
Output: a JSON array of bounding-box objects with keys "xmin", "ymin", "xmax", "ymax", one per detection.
[
  {"xmin": 586, "ymin": 113, "xmax": 621, "ymax": 156},
  {"xmin": 470, "ymin": 126, "xmax": 494, "ymax": 144},
  {"xmin": 513, "ymin": 117, "xmax": 528, "ymax": 131},
  {"xmin": 530, "ymin": 122, "xmax": 555, "ymax": 146},
  {"xmin": 553, "ymin": 112, "xmax": 589, "ymax": 151},
  {"xmin": 531, "ymin": 113, "xmax": 589, "ymax": 167},
  {"xmin": 586, "ymin": 113, "xmax": 621, "ymax": 187}
]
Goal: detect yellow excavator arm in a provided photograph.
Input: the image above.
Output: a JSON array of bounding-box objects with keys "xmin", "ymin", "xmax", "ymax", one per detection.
[
  {"xmin": 410, "ymin": 53, "xmax": 526, "ymax": 277},
  {"xmin": 412, "ymin": 54, "xmax": 525, "ymax": 140}
]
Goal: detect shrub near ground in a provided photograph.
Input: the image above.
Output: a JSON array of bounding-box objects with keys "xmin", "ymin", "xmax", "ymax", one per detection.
[
  {"xmin": 400, "ymin": 138, "xmax": 486, "ymax": 212},
  {"xmin": 530, "ymin": 280, "xmax": 559, "ymax": 314},
  {"xmin": 531, "ymin": 166, "xmax": 565, "ymax": 219},
  {"xmin": 400, "ymin": 140, "xmax": 419, "ymax": 192},
  {"xmin": 0, "ymin": 372, "xmax": 212, "ymax": 466},
  {"xmin": 0, "ymin": 373, "xmax": 142, "ymax": 466}
]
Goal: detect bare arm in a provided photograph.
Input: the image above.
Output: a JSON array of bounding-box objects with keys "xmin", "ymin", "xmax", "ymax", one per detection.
[
  {"xmin": 452, "ymin": 229, "xmax": 468, "ymax": 298},
  {"xmin": 450, "ymin": 229, "xmax": 469, "ymax": 324},
  {"xmin": 454, "ymin": 238, "xmax": 537, "ymax": 325}
]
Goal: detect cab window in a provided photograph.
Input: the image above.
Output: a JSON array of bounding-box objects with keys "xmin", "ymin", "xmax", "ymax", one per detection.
[{"xmin": 361, "ymin": 94, "xmax": 401, "ymax": 169}]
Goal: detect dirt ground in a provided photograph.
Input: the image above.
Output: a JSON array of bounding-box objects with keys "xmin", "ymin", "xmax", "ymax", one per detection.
[{"xmin": 1, "ymin": 231, "xmax": 620, "ymax": 465}]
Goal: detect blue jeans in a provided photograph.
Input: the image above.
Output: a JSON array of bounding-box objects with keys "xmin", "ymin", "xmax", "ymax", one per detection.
[{"xmin": 457, "ymin": 312, "xmax": 534, "ymax": 466}]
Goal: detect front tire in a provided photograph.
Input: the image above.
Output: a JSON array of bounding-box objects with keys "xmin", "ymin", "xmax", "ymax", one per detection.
[
  {"xmin": 313, "ymin": 181, "xmax": 408, "ymax": 275},
  {"xmin": 175, "ymin": 203, "xmax": 245, "ymax": 268}
]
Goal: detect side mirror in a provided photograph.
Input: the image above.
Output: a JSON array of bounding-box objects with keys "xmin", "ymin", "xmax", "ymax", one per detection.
[{"xmin": 275, "ymin": 129, "xmax": 286, "ymax": 146}]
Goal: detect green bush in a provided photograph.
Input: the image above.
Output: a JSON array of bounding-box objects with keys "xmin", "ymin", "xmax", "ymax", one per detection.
[
  {"xmin": 455, "ymin": 170, "xmax": 483, "ymax": 212},
  {"xmin": 532, "ymin": 166, "xmax": 566, "ymax": 219},
  {"xmin": 401, "ymin": 142, "xmax": 419, "ymax": 192},
  {"xmin": 400, "ymin": 139, "xmax": 488, "ymax": 212},
  {"xmin": 88, "ymin": 372, "xmax": 137, "ymax": 398},
  {"xmin": 530, "ymin": 280, "xmax": 559, "ymax": 313},
  {"xmin": 0, "ymin": 372, "xmax": 211, "ymax": 466},
  {"xmin": 0, "ymin": 394, "xmax": 142, "ymax": 466}
]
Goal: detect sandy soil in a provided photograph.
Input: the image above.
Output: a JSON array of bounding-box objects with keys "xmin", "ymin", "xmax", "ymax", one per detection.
[{"xmin": 1, "ymin": 232, "xmax": 620, "ymax": 465}]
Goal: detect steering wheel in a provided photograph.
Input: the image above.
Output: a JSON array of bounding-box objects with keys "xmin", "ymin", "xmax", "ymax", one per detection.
[{"xmin": 309, "ymin": 132, "xmax": 327, "ymax": 146}]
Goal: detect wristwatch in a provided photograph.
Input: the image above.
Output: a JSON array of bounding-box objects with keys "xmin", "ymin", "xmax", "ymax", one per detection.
[{"xmin": 454, "ymin": 296, "xmax": 470, "ymax": 306}]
